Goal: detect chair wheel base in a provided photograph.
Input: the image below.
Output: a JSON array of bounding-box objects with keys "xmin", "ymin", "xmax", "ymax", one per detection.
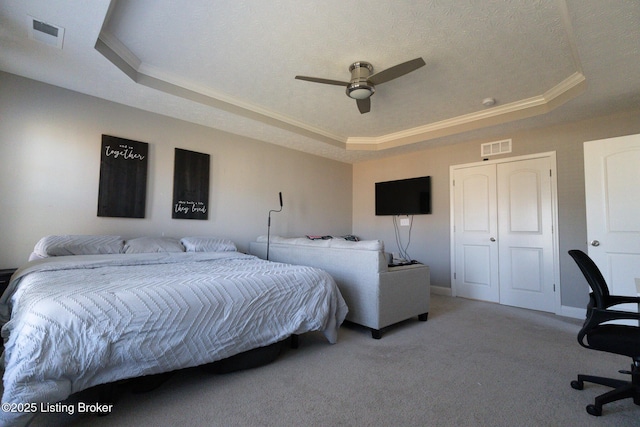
[
  {"xmin": 586, "ymin": 404, "xmax": 602, "ymax": 416},
  {"xmin": 571, "ymin": 380, "xmax": 584, "ymax": 390}
]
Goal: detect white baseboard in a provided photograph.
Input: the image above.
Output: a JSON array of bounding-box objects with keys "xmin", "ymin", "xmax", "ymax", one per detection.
[
  {"xmin": 430, "ymin": 286, "xmax": 452, "ymax": 297},
  {"xmin": 430, "ymin": 287, "xmax": 586, "ymax": 320},
  {"xmin": 560, "ymin": 305, "xmax": 586, "ymax": 320},
  {"xmin": 431, "ymin": 287, "xmax": 587, "ymax": 320}
]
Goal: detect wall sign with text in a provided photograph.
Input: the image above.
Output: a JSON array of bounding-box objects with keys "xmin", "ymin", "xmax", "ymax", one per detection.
[
  {"xmin": 97, "ymin": 135, "xmax": 148, "ymax": 218},
  {"xmin": 172, "ymin": 148, "xmax": 210, "ymax": 220}
]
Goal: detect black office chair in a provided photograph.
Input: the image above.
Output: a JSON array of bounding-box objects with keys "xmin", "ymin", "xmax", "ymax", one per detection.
[{"xmin": 568, "ymin": 249, "xmax": 640, "ymax": 416}]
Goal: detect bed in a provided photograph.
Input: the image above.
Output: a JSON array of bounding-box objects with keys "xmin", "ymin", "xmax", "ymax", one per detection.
[{"xmin": 0, "ymin": 235, "xmax": 348, "ymax": 426}]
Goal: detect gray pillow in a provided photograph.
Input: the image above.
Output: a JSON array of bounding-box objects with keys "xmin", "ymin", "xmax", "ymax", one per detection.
[
  {"xmin": 180, "ymin": 236, "xmax": 237, "ymax": 252},
  {"xmin": 33, "ymin": 235, "xmax": 124, "ymax": 257},
  {"xmin": 123, "ymin": 237, "xmax": 185, "ymax": 253}
]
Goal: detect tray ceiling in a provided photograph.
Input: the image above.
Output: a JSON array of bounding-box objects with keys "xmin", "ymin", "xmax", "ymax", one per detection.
[{"xmin": 1, "ymin": 0, "xmax": 639, "ymax": 162}]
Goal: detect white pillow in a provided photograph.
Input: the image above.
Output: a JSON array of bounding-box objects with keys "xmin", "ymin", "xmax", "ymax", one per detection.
[
  {"xmin": 123, "ymin": 237, "xmax": 185, "ymax": 253},
  {"xmin": 33, "ymin": 235, "xmax": 124, "ymax": 257},
  {"xmin": 180, "ymin": 236, "xmax": 237, "ymax": 252}
]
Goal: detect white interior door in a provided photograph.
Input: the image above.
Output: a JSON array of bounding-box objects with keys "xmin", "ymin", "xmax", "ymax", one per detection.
[
  {"xmin": 497, "ymin": 157, "xmax": 556, "ymax": 312},
  {"xmin": 584, "ymin": 134, "xmax": 640, "ymax": 303},
  {"xmin": 452, "ymin": 164, "xmax": 499, "ymax": 302}
]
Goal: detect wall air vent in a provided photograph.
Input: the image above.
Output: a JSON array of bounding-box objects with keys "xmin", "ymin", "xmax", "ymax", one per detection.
[
  {"xmin": 27, "ymin": 16, "xmax": 65, "ymax": 49},
  {"xmin": 481, "ymin": 139, "xmax": 512, "ymax": 157}
]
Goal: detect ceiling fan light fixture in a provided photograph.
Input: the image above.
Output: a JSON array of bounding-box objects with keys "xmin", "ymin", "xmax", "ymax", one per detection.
[
  {"xmin": 295, "ymin": 58, "xmax": 424, "ymax": 114},
  {"xmin": 347, "ymin": 83, "xmax": 375, "ymax": 99},
  {"xmin": 347, "ymin": 61, "xmax": 375, "ymax": 99}
]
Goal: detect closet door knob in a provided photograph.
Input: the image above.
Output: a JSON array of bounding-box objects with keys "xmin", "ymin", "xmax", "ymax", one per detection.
[
  {"xmin": 590, "ymin": 240, "xmax": 600, "ymax": 247},
  {"xmin": 490, "ymin": 237, "xmax": 496, "ymax": 242}
]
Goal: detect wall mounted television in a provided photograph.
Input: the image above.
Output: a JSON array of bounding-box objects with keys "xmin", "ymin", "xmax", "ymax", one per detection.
[{"xmin": 375, "ymin": 176, "xmax": 431, "ymax": 216}]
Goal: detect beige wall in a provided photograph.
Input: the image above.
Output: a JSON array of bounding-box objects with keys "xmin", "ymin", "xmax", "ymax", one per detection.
[
  {"xmin": 4, "ymin": 70, "xmax": 640, "ymax": 311},
  {"xmin": 353, "ymin": 109, "xmax": 640, "ymax": 309},
  {"xmin": 0, "ymin": 72, "xmax": 352, "ymax": 267}
]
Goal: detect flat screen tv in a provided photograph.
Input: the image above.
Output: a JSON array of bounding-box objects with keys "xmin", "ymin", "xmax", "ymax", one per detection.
[{"xmin": 375, "ymin": 176, "xmax": 431, "ymax": 215}]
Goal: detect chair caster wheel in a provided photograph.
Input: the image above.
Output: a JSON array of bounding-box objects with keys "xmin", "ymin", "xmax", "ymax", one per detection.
[
  {"xmin": 570, "ymin": 380, "xmax": 583, "ymax": 390},
  {"xmin": 586, "ymin": 404, "xmax": 602, "ymax": 416}
]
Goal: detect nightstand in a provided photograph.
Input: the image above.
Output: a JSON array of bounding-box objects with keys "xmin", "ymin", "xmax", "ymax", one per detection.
[{"xmin": 0, "ymin": 268, "xmax": 17, "ymax": 296}]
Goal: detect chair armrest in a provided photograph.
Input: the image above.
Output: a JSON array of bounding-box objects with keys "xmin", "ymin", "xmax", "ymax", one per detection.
[
  {"xmin": 578, "ymin": 307, "xmax": 640, "ymax": 348},
  {"xmin": 605, "ymin": 294, "xmax": 640, "ymax": 308},
  {"xmin": 590, "ymin": 307, "xmax": 640, "ymax": 326},
  {"xmin": 581, "ymin": 308, "xmax": 640, "ymax": 333}
]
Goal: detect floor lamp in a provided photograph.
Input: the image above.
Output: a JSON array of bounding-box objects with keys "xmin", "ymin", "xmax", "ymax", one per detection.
[{"xmin": 266, "ymin": 192, "xmax": 283, "ymax": 260}]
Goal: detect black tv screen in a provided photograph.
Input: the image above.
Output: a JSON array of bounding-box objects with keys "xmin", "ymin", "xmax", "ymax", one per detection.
[{"xmin": 375, "ymin": 176, "xmax": 431, "ymax": 215}]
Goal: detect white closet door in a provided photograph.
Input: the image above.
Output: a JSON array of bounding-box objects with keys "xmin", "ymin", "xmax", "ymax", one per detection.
[
  {"xmin": 451, "ymin": 153, "xmax": 558, "ymax": 313},
  {"xmin": 497, "ymin": 157, "xmax": 556, "ymax": 312},
  {"xmin": 452, "ymin": 164, "xmax": 499, "ymax": 303}
]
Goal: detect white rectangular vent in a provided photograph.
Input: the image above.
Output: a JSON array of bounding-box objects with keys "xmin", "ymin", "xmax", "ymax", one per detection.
[
  {"xmin": 481, "ymin": 139, "xmax": 512, "ymax": 157},
  {"xmin": 27, "ymin": 16, "xmax": 65, "ymax": 49}
]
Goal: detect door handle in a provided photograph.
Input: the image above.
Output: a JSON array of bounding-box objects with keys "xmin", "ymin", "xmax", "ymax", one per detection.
[
  {"xmin": 590, "ymin": 240, "xmax": 600, "ymax": 247},
  {"xmin": 490, "ymin": 237, "xmax": 496, "ymax": 242}
]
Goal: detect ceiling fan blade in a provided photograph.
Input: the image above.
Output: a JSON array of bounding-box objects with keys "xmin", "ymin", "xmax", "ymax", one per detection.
[
  {"xmin": 357, "ymin": 97, "xmax": 370, "ymax": 114},
  {"xmin": 295, "ymin": 76, "xmax": 349, "ymax": 86},
  {"xmin": 368, "ymin": 57, "xmax": 426, "ymax": 85}
]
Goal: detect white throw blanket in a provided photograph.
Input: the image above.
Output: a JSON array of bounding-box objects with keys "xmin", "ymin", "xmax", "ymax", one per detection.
[{"xmin": 0, "ymin": 252, "xmax": 347, "ymax": 426}]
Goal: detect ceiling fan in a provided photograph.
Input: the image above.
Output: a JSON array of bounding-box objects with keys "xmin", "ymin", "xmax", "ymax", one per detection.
[{"xmin": 295, "ymin": 57, "xmax": 425, "ymax": 114}]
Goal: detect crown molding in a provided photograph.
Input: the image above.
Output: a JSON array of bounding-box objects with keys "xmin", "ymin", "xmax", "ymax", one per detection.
[
  {"xmin": 96, "ymin": 31, "xmax": 347, "ymax": 149},
  {"xmin": 346, "ymin": 72, "xmax": 587, "ymax": 151}
]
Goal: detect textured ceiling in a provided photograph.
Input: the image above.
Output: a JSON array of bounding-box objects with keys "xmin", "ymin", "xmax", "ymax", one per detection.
[{"xmin": 1, "ymin": 0, "xmax": 639, "ymax": 163}]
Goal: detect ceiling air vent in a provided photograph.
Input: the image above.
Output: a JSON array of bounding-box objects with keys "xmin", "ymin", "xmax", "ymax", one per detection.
[
  {"xmin": 481, "ymin": 139, "xmax": 512, "ymax": 157},
  {"xmin": 27, "ymin": 16, "xmax": 65, "ymax": 49}
]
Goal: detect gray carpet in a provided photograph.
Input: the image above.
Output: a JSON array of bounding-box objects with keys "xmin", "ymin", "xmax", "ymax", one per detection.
[{"xmin": 31, "ymin": 295, "xmax": 639, "ymax": 426}]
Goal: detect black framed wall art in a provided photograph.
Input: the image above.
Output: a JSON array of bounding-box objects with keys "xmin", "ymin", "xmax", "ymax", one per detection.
[
  {"xmin": 97, "ymin": 135, "xmax": 148, "ymax": 218},
  {"xmin": 172, "ymin": 148, "xmax": 210, "ymax": 220}
]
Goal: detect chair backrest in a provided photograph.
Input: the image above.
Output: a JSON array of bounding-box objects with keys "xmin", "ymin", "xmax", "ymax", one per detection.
[{"xmin": 568, "ymin": 249, "xmax": 610, "ymax": 308}]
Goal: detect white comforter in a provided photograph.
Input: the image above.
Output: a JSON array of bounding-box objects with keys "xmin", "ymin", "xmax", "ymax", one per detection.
[{"xmin": 0, "ymin": 252, "xmax": 347, "ymax": 426}]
